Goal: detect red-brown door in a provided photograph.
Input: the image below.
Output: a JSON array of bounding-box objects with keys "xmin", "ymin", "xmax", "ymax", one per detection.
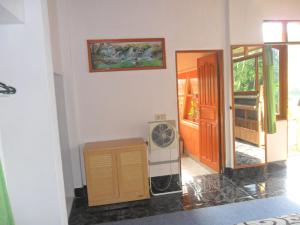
[{"xmin": 198, "ymin": 53, "xmax": 220, "ymax": 172}]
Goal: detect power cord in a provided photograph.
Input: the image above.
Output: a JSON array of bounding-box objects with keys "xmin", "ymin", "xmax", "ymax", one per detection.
[{"xmin": 150, "ymin": 146, "xmax": 173, "ymax": 193}]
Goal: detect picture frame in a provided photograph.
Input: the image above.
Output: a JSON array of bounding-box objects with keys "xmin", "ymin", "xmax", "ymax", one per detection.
[{"xmin": 87, "ymin": 38, "xmax": 166, "ymax": 72}]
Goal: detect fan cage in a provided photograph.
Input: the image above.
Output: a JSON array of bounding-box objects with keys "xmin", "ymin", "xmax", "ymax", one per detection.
[{"xmin": 151, "ymin": 123, "xmax": 176, "ymax": 148}]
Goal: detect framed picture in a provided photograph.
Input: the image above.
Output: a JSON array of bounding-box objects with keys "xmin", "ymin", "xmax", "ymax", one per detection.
[{"xmin": 87, "ymin": 38, "xmax": 166, "ymax": 72}]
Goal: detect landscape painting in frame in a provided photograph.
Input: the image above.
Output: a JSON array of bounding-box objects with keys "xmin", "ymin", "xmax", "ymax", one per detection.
[{"xmin": 87, "ymin": 38, "xmax": 166, "ymax": 72}]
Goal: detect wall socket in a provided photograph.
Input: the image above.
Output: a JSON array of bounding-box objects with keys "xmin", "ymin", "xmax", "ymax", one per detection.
[{"xmin": 154, "ymin": 114, "xmax": 167, "ymax": 121}]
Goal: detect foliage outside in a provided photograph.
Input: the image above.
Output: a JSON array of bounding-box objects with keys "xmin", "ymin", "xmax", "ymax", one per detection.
[{"xmin": 233, "ymin": 50, "xmax": 280, "ymax": 113}]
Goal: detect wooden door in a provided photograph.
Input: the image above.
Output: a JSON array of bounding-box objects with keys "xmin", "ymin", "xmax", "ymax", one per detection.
[
  {"xmin": 198, "ymin": 53, "xmax": 220, "ymax": 171},
  {"xmin": 117, "ymin": 147, "xmax": 149, "ymax": 201},
  {"xmin": 84, "ymin": 149, "xmax": 119, "ymax": 206}
]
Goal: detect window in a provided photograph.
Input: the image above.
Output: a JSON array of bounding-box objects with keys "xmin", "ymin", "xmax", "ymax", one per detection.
[
  {"xmin": 177, "ymin": 79, "xmax": 186, "ymax": 118},
  {"xmin": 263, "ymin": 20, "xmax": 300, "ymax": 43},
  {"xmin": 177, "ymin": 77, "xmax": 199, "ymax": 123},
  {"xmin": 232, "ymin": 46, "xmax": 263, "ymax": 94},
  {"xmin": 190, "ymin": 78, "xmax": 199, "ymax": 95},
  {"xmin": 262, "ymin": 21, "xmax": 294, "ymax": 120},
  {"xmin": 232, "ymin": 46, "xmax": 262, "ymax": 60},
  {"xmin": 270, "ymin": 45, "xmax": 288, "ymax": 120},
  {"xmin": 258, "ymin": 56, "xmax": 263, "ymax": 86},
  {"xmin": 263, "ymin": 22, "xmax": 283, "ymax": 43},
  {"xmin": 287, "ymin": 22, "xmax": 300, "ymax": 42},
  {"xmin": 185, "ymin": 77, "xmax": 200, "ymax": 122},
  {"xmin": 272, "ymin": 48, "xmax": 280, "ymax": 114},
  {"xmin": 233, "ymin": 58, "xmax": 256, "ymax": 92}
]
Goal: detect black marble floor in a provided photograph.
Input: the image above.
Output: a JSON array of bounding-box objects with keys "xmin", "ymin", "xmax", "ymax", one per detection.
[
  {"xmin": 69, "ymin": 157, "xmax": 300, "ymax": 225},
  {"xmin": 235, "ymin": 140, "xmax": 266, "ymax": 166}
]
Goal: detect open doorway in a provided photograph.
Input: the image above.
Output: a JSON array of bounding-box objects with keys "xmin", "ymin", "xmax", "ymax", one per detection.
[
  {"xmin": 231, "ymin": 45, "xmax": 267, "ymax": 168},
  {"xmin": 175, "ymin": 50, "xmax": 225, "ymax": 184}
]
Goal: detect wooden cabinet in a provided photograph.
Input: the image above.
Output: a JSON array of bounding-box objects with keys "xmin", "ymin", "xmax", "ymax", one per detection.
[
  {"xmin": 84, "ymin": 138, "xmax": 150, "ymax": 206},
  {"xmin": 179, "ymin": 120, "xmax": 199, "ymax": 158}
]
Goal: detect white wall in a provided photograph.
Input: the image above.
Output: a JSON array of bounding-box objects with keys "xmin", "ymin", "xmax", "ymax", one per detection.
[
  {"xmin": 54, "ymin": 0, "xmax": 231, "ymax": 187},
  {"xmin": 229, "ymin": 0, "xmax": 300, "ymax": 44},
  {"xmin": 48, "ymin": 0, "xmax": 74, "ymax": 215},
  {"xmin": 0, "ymin": 0, "xmax": 67, "ymax": 224},
  {"xmin": 0, "ymin": 4, "xmax": 20, "ymax": 24},
  {"xmin": 47, "ymin": 0, "xmax": 63, "ymax": 75},
  {"xmin": 54, "ymin": 74, "xmax": 74, "ymax": 215},
  {"xmin": 51, "ymin": 0, "xmax": 299, "ymax": 189},
  {"xmin": 49, "ymin": 0, "xmax": 83, "ymax": 188},
  {"xmin": 229, "ymin": 0, "xmax": 300, "ymax": 162},
  {"xmin": 0, "ymin": 131, "xmax": 6, "ymax": 175},
  {"xmin": 0, "ymin": 0, "xmax": 24, "ymax": 23}
]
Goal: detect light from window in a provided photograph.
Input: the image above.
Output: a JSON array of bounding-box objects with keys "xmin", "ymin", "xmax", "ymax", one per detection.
[
  {"xmin": 177, "ymin": 79, "xmax": 186, "ymax": 118},
  {"xmin": 177, "ymin": 79, "xmax": 186, "ymax": 95},
  {"xmin": 272, "ymin": 48, "xmax": 280, "ymax": 114},
  {"xmin": 248, "ymin": 47, "xmax": 263, "ymax": 56},
  {"xmin": 233, "ymin": 58, "xmax": 256, "ymax": 92},
  {"xmin": 190, "ymin": 78, "xmax": 199, "ymax": 95},
  {"xmin": 263, "ymin": 22, "xmax": 283, "ymax": 43},
  {"xmin": 258, "ymin": 56, "xmax": 263, "ymax": 86},
  {"xmin": 232, "ymin": 47, "xmax": 245, "ymax": 60},
  {"xmin": 287, "ymin": 22, "xmax": 300, "ymax": 42}
]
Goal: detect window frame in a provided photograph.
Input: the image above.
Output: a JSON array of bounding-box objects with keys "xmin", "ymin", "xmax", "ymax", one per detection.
[
  {"xmin": 270, "ymin": 45, "xmax": 288, "ymax": 120},
  {"xmin": 263, "ymin": 20, "xmax": 300, "ymax": 44},
  {"xmin": 263, "ymin": 20, "xmax": 299, "ymax": 120},
  {"xmin": 231, "ymin": 44, "xmax": 288, "ymax": 121},
  {"xmin": 233, "ymin": 52, "xmax": 263, "ymax": 95},
  {"xmin": 177, "ymin": 72, "xmax": 200, "ymax": 124}
]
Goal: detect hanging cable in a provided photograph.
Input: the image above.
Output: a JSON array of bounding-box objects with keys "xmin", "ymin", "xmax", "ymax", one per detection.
[{"xmin": 150, "ymin": 147, "xmax": 174, "ymax": 193}]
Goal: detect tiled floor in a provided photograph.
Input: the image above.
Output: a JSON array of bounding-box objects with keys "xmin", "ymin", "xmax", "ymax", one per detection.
[
  {"xmin": 69, "ymin": 157, "xmax": 300, "ymax": 225},
  {"xmin": 181, "ymin": 156, "xmax": 216, "ymax": 183},
  {"xmin": 235, "ymin": 140, "xmax": 266, "ymax": 166}
]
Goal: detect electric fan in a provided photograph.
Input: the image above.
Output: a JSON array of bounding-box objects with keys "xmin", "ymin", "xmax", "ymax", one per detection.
[{"xmin": 148, "ymin": 120, "xmax": 182, "ymax": 196}]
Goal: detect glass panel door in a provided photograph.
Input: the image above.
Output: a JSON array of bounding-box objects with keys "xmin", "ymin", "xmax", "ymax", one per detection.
[{"xmin": 232, "ymin": 45, "xmax": 267, "ymax": 167}]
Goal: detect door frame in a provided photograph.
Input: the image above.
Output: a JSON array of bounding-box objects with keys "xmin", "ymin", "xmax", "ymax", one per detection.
[
  {"xmin": 175, "ymin": 50, "xmax": 226, "ymax": 173},
  {"xmin": 230, "ymin": 44, "xmax": 268, "ymax": 169}
]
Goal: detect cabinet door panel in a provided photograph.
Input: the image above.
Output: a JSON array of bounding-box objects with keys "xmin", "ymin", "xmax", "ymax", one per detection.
[
  {"xmin": 117, "ymin": 148, "xmax": 149, "ymax": 200},
  {"xmin": 84, "ymin": 150, "xmax": 119, "ymax": 206},
  {"xmin": 180, "ymin": 122, "xmax": 199, "ymax": 158}
]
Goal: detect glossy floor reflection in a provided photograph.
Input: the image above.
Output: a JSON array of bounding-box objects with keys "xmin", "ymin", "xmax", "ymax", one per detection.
[
  {"xmin": 181, "ymin": 156, "xmax": 216, "ymax": 183},
  {"xmin": 69, "ymin": 158, "xmax": 300, "ymax": 225},
  {"xmin": 235, "ymin": 140, "xmax": 266, "ymax": 166}
]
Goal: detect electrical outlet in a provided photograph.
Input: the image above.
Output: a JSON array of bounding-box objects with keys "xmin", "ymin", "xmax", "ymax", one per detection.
[
  {"xmin": 154, "ymin": 114, "xmax": 161, "ymax": 120},
  {"xmin": 160, "ymin": 114, "xmax": 167, "ymax": 120}
]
